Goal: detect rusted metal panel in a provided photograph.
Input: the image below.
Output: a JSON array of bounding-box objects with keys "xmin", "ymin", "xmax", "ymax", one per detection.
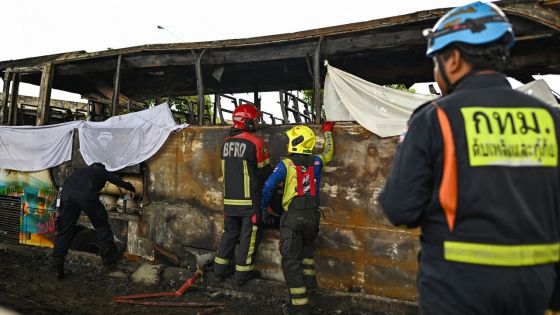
[{"xmin": 144, "ymin": 123, "xmax": 420, "ymax": 301}]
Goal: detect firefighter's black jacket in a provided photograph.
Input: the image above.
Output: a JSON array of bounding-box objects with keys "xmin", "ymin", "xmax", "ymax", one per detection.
[{"xmin": 222, "ymin": 128, "xmax": 272, "ymax": 217}]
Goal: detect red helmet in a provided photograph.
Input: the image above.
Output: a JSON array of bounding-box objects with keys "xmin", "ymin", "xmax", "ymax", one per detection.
[{"xmin": 232, "ymin": 104, "xmax": 260, "ymax": 130}]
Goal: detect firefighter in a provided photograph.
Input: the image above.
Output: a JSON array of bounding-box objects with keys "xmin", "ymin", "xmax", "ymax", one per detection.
[
  {"xmin": 52, "ymin": 163, "xmax": 135, "ymax": 279},
  {"xmin": 261, "ymin": 122, "xmax": 334, "ymax": 315},
  {"xmin": 213, "ymin": 104, "xmax": 272, "ymax": 286},
  {"xmin": 379, "ymin": 2, "xmax": 559, "ymax": 314}
]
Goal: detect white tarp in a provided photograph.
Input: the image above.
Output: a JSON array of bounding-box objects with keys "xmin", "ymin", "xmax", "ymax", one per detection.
[
  {"xmin": 0, "ymin": 103, "xmax": 186, "ymax": 172},
  {"xmin": 324, "ymin": 65, "xmax": 436, "ymax": 137},
  {"xmin": 0, "ymin": 121, "xmax": 83, "ymax": 171},
  {"xmin": 79, "ymin": 103, "xmax": 187, "ymax": 171},
  {"xmin": 324, "ymin": 65, "xmax": 560, "ymax": 137},
  {"xmin": 516, "ymin": 79, "xmax": 559, "ymax": 108}
]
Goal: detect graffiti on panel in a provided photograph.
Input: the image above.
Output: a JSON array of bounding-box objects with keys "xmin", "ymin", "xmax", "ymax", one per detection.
[{"xmin": 0, "ymin": 169, "xmax": 57, "ymax": 247}]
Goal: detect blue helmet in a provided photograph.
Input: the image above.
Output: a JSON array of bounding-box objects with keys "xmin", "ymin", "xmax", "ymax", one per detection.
[{"xmin": 424, "ymin": 1, "xmax": 515, "ymax": 57}]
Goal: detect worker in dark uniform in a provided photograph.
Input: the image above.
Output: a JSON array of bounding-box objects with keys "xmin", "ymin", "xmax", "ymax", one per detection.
[
  {"xmin": 380, "ymin": 2, "xmax": 559, "ymax": 314},
  {"xmin": 213, "ymin": 104, "xmax": 272, "ymax": 286},
  {"xmin": 261, "ymin": 122, "xmax": 334, "ymax": 315},
  {"xmin": 52, "ymin": 163, "xmax": 135, "ymax": 279}
]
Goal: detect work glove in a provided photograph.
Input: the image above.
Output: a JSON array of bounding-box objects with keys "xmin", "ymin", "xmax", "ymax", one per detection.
[
  {"xmin": 125, "ymin": 182, "xmax": 136, "ymax": 193},
  {"xmin": 262, "ymin": 206, "xmax": 278, "ymax": 225},
  {"xmin": 322, "ymin": 121, "xmax": 335, "ymax": 132},
  {"xmin": 251, "ymin": 214, "xmax": 260, "ymax": 225}
]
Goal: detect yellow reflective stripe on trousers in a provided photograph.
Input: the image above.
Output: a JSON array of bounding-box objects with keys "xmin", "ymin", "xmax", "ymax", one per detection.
[
  {"xmin": 291, "ymin": 297, "xmax": 309, "ymax": 306},
  {"xmin": 444, "ymin": 241, "xmax": 560, "ymax": 266},
  {"xmin": 224, "ymin": 199, "xmax": 252, "ymax": 206},
  {"xmin": 236, "ymin": 264, "xmax": 254, "ymax": 272},
  {"xmin": 302, "ymin": 258, "xmax": 314, "ymax": 265},
  {"xmin": 303, "ymin": 269, "xmax": 315, "ymax": 276},
  {"xmin": 290, "ymin": 287, "xmax": 307, "ymax": 295},
  {"xmin": 243, "ymin": 160, "xmax": 250, "ymax": 198},
  {"xmin": 214, "ymin": 256, "xmax": 229, "ymax": 265},
  {"xmin": 221, "ymin": 159, "xmax": 225, "ymax": 192},
  {"xmin": 246, "ymin": 225, "xmax": 258, "ymax": 265}
]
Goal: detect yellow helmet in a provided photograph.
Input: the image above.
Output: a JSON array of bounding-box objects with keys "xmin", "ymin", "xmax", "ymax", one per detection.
[{"xmin": 286, "ymin": 125, "xmax": 316, "ymax": 155}]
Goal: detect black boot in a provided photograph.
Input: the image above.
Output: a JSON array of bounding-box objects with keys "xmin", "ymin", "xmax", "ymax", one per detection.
[
  {"xmin": 53, "ymin": 256, "xmax": 65, "ymax": 279},
  {"xmin": 100, "ymin": 241, "xmax": 122, "ymax": 270}
]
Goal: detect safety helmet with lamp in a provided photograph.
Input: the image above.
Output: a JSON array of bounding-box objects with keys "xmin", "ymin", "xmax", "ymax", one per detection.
[
  {"xmin": 424, "ymin": 1, "xmax": 515, "ymax": 57},
  {"xmin": 286, "ymin": 125, "xmax": 316, "ymax": 155}
]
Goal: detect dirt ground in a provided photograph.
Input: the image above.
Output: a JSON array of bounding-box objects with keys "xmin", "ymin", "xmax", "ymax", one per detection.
[
  {"xmin": 0, "ymin": 243, "xmax": 285, "ymax": 315},
  {"xmin": 0, "ymin": 243, "xmax": 397, "ymax": 315}
]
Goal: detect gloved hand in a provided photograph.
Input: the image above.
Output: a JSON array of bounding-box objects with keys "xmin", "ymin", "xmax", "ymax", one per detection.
[
  {"xmin": 125, "ymin": 182, "xmax": 136, "ymax": 193},
  {"xmin": 322, "ymin": 121, "xmax": 335, "ymax": 132},
  {"xmin": 262, "ymin": 206, "xmax": 277, "ymax": 225},
  {"xmin": 251, "ymin": 214, "xmax": 260, "ymax": 225}
]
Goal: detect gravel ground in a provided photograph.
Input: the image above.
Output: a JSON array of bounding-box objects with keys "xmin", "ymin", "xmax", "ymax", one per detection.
[
  {"xmin": 0, "ymin": 243, "xmax": 284, "ymax": 315},
  {"xmin": 0, "ymin": 242, "xmax": 412, "ymax": 315}
]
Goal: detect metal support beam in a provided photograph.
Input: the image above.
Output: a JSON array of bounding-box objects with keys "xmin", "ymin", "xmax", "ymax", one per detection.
[
  {"xmin": 36, "ymin": 62, "xmax": 54, "ymax": 126},
  {"xmin": 111, "ymin": 54, "xmax": 123, "ymax": 117},
  {"xmin": 291, "ymin": 95, "xmax": 302, "ymax": 123},
  {"xmin": 279, "ymin": 91, "xmax": 289, "ymax": 124},
  {"xmin": 1, "ymin": 71, "xmax": 11, "ymax": 125},
  {"xmin": 254, "ymin": 90, "xmax": 262, "ymax": 124},
  {"xmin": 7, "ymin": 73, "xmax": 20, "ymax": 125},
  {"xmin": 313, "ymin": 36, "xmax": 324, "ymax": 124},
  {"xmin": 192, "ymin": 49, "xmax": 207, "ymax": 125}
]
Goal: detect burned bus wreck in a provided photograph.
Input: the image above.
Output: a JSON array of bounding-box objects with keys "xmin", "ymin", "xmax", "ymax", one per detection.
[{"xmin": 0, "ymin": 1, "xmax": 559, "ymax": 311}]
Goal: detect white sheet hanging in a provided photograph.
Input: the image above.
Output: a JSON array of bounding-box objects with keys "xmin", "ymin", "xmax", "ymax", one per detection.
[
  {"xmin": 0, "ymin": 121, "xmax": 83, "ymax": 171},
  {"xmin": 516, "ymin": 79, "xmax": 559, "ymax": 108},
  {"xmin": 324, "ymin": 65, "xmax": 560, "ymax": 137},
  {"xmin": 324, "ymin": 65, "xmax": 436, "ymax": 137},
  {"xmin": 79, "ymin": 103, "xmax": 187, "ymax": 171}
]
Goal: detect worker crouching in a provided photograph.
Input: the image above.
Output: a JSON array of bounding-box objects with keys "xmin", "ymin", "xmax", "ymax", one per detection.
[
  {"xmin": 52, "ymin": 162, "xmax": 136, "ymax": 279},
  {"xmin": 261, "ymin": 122, "xmax": 334, "ymax": 315}
]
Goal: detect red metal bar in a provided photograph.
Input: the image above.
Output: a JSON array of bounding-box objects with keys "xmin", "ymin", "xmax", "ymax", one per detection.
[{"xmin": 113, "ymin": 270, "xmax": 202, "ymax": 305}]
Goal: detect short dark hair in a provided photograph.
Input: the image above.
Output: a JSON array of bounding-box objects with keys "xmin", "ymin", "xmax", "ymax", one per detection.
[
  {"xmin": 439, "ymin": 34, "xmax": 512, "ymax": 72},
  {"xmin": 91, "ymin": 162, "xmax": 105, "ymax": 169}
]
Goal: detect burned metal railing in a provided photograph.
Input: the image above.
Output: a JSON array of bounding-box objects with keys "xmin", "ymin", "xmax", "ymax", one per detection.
[{"xmin": 278, "ymin": 90, "xmax": 315, "ymax": 124}]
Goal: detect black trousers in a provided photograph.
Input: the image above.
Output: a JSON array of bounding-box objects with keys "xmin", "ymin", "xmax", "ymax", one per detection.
[
  {"xmin": 52, "ymin": 190, "xmax": 114, "ymax": 258},
  {"xmin": 214, "ymin": 214, "xmax": 261, "ymax": 283},
  {"xmin": 419, "ymin": 242, "xmax": 557, "ymax": 315},
  {"xmin": 279, "ymin": 208, "xmax": 320, "ymax": 315}
]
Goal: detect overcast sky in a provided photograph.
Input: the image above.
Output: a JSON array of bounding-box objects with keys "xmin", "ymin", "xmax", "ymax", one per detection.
[{"xmin": 1, "ymin": 0, "xmax": 558, "ymax": 110}]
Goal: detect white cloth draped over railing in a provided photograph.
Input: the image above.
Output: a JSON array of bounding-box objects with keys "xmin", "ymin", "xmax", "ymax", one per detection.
[
  {"xmin": 0, "ymin": 121, "xmax": 83, "ymax": 172},
  {"xmin": 0, "ymin": 103, "xmax": 186, "ymax": 172},
  {"xmin": 79, "ymin": 103, "xmax": 186, "ymax": 171},
  {"xmin": 324, "ymin": 64, "xmax": 559, "ymax": 137}
]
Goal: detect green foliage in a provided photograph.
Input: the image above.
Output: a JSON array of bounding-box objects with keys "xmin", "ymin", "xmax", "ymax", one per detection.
[
  {"xmin": 145, "ymin": 96, "xmax": 214, "ymax": 124},
  {"xmin": 385, "ymin": 84, "xmax": 416, "ymax": 94},
  {"xmin": 301, "ymin": 89, "xmax": 324, "ymax": 120}
]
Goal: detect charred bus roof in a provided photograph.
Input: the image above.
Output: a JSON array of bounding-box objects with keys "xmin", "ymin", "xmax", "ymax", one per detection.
[{"xmin": 0, "ymin": 1, "xmax": 558, "ymax": 124}]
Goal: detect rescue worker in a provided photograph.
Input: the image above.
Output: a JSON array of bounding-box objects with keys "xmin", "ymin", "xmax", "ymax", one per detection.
[
  {"xmin": 379, "ymin": 2, "xmax": 559, "ymax": 314},
  {"xmin": 52, "ymin": 163, "xmax": 136, "ymax": 279},
  {"xmin": 261, "ymin": 122, "xmax": 334, "ymax": 315},
  {"xmin": 213, "ymin": 104, "xmax": 272, "ymax": 286}
]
